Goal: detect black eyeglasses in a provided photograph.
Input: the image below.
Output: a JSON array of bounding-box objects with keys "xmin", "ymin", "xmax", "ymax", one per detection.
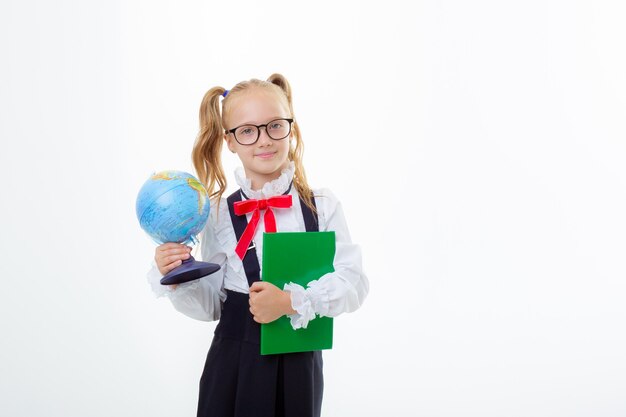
[{"xmin": 225, "ymin": 118, "xmax": 294, "ymax": 146}]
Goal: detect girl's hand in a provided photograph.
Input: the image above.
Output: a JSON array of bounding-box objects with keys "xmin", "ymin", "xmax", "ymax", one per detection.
[
  {"xmin": 154, "ymin": 242, "xmax": 192, "ymax": 288},
  {"xmin": 249, "ymin": 281, "xmax": 297, "ymax": 324}
]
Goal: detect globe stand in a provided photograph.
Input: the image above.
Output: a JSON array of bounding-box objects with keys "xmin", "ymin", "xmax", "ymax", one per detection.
[{"xmin": 160, "ymin": 255, "xmax": 221, "ymax": 285}]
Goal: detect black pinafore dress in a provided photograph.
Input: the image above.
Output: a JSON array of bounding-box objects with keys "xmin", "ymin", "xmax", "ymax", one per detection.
[{"xmin": 197, "ymin": 189, "xmax": 323, "ymax": 417}]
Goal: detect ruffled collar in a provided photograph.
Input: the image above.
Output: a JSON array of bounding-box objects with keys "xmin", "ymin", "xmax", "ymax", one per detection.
[{"xmin": 234, "ymin": 161, "xmax": 295, "ymax": 199}]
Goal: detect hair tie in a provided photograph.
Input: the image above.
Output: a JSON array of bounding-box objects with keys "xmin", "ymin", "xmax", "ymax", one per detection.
[{"xmin": 222, "ymin": 89, "xmax": 229, "ymax": 98}]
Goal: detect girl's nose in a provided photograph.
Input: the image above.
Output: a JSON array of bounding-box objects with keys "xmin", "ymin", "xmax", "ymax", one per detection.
[{"xmin": 258, "ymin": 127, "xmax": 272, "ymax": 145}]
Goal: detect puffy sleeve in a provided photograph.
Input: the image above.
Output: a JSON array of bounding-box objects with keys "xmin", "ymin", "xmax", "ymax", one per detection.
[
  {"xmin": 284, "ymin": 188, "xmax": 369, "ymax": 329},
  {"xmin": 145, "ymin": 200, "xmax": 227, "ymax": 322}
]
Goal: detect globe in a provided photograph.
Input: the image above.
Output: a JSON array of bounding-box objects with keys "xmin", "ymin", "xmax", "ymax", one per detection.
[{"xmin": 136, "ymin": 170, "xmax": 220, "ymax": 285}]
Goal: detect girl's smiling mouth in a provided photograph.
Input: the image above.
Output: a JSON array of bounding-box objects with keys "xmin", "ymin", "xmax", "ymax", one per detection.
[{"xmin": 255, "ymin": 152, "xmax": 276, "ymax": 159}]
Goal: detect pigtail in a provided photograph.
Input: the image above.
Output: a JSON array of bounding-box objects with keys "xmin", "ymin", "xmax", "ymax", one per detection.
[
  {"xmin": 192, "ymin": 87, "xmax": 227, "ymax": 205},
  {"xmin": 266, "ymin": 74, "xmax": 317, "ymax": 215}
]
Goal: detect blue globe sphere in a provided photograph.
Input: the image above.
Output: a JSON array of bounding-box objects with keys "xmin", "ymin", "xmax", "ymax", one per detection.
[{"xmin": 136, "ymin": 170, "xmax": 210, "ymax": 245}]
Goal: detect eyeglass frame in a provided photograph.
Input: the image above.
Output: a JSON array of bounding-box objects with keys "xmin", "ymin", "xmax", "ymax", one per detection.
[{"xmin": 225, "ymin": 118, "xmax": 294, "ymax": 146}]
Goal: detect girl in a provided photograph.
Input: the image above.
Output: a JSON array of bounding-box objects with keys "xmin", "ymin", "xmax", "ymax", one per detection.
[{"xmin": 147, "ymin": 73, "xmax": 369, "ymax": 417}]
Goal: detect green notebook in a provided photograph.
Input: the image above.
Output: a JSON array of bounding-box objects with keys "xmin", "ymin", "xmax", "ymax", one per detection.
[{"xmin": 261, "ymin": 231, "xmax": 335, "ymax": 355}]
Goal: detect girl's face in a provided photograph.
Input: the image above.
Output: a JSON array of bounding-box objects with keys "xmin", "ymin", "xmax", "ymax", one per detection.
[{"xmin": 224, "ymin": 88, "xmax": 292, "ymax": 190}]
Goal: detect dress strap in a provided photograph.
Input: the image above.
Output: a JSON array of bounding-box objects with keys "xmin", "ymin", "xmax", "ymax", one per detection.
[
  {"xmin": 227, "ymin": 190, "xmax": 261, "ymax": 286},
  {"xmin": 301, "ymin": 193, "xmax": 319, "ymax": 233},
  {"xmin": 226, "ymin": 188, "xmax": 319, "ymax": 285}
]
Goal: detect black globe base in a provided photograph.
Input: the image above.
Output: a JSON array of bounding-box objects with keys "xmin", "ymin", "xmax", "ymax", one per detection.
[{"xmin": 160, "ymin": 255, "xmax": 221, "ymax": 285}]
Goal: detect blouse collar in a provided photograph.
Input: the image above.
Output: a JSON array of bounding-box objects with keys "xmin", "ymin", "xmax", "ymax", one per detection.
[{"xmin": 234, "ymin": 161, "xmax": 295, "ymax": 200}]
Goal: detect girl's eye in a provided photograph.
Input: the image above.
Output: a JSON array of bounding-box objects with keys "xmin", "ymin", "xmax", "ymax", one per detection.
[
  {"xmin": 238, "ymin": 127, "xmax": 255, "ymax": 136},
  {"xmin": 269, "ymin": 122, "xmax": 283, "ymax": 130}
]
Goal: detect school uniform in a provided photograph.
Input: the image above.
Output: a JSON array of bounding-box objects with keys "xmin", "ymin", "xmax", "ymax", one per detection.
[{"xmin": 147, "ymin": 162, "xmax": 369, "ymax": 417}]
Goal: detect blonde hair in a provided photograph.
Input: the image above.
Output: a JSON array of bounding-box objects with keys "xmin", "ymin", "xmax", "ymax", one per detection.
[{"xmin": 191, "ymin": 73, "xmax": 316, "ymax": 213}]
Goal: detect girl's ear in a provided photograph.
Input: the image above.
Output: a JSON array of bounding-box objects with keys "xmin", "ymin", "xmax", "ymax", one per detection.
[{"xmin": 224, "ymin": 134, "xmax": 236, "ymax": 153}]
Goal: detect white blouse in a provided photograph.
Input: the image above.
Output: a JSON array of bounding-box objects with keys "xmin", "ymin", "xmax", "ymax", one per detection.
[{"xmin": 146, "ymin": 162, "xmax": 369, "ymax": 329}]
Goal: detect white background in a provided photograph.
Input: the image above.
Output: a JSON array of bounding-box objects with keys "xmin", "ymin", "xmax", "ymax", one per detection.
[{"xmin": 1, "ymin": 1, "xmax": 625, "ymax": 416}]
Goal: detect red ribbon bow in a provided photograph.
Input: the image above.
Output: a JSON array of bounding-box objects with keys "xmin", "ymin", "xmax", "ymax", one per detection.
[{"xmin": 233, "ymin": 195, "xmax": 293, "ymax": 260}]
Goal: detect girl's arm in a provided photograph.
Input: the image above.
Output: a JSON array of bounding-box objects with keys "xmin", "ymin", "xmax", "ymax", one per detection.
[
  {"xmin": 146, "ymin": 207, "xmax": 227, "ymax": 322},
  {"xmin": 284, "ymin": 188, "xmax": 369, "ymax": 329}
]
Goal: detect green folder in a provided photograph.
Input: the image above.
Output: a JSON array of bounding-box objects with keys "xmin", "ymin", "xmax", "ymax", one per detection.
[{"xmin": 261, "ymin": 231, "xmax": 335, "ymax": 355}]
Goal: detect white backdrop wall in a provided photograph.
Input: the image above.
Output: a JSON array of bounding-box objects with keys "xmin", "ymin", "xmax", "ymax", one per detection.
[{"xmin": 1, "ymin": 1, "xmax": 625, "ymax": 416}]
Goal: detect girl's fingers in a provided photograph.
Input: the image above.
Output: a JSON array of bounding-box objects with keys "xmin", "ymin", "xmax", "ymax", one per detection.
[
  {"xmin": 156, "ymin": 252, "xmax": 190, "ymax": 265},
  {"xmin": 167, "ymin": 259, "xmax": 183, "ymax": 270},
  {"xmin": 156, "ymin": 242, "xmax": 190, "ymax": 253},
  {"xmin": 167, "ymin": 247, "xmax": 192, "ymax": 255},
  {"xmin": 156, "ymin": 253, "xmax": 189, "ymax": 273},
  {"xmin": 156, "ymin": 244, "xmax": 175, "ymax": 254},
  {"xmin": 162, "ymin": 253, "xmax": 190, "ymax": 264},
  {"xmin": 160, "ymin": 259, "xmax": 182, "ymax": 275},
  {"xmin": 155, "ymin": 243, "xmax": 192, "ymax": 274}
]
